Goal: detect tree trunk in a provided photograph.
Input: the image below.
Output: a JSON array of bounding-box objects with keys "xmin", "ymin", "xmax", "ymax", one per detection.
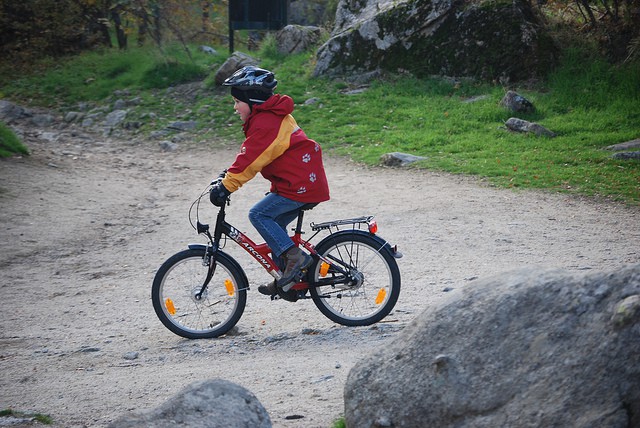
[
  {"xmin": 138, "ymin": 8, "xmax": 149, "ymax": 47},
  {"xmin": 152, "ymin": 3, "xmax": 162, "ymax": 47},
  {"xmin": 111, "ymin": 7, "xmax": 128, "ymax": 49},
  {"xmin": 577, "ymin": 0, "xmax": 598, "ymax": 27},
  {"xmin": 201, "ymin": 1, "xmax": 211, "ymax": 33}
]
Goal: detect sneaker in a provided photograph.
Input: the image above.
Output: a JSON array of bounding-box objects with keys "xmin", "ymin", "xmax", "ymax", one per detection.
[
  {"xmin": 258, "ymin": 280, "xmax": 277, "ymax": 296},
  {"xmin": 277, "ymin": 247, "xmax": 312, "ymax": 291}
]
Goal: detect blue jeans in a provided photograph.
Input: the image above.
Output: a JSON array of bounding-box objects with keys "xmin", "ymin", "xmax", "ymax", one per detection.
[{"xmin": 248, "ymin": 193, "xmax": 306, "ymax": 259}]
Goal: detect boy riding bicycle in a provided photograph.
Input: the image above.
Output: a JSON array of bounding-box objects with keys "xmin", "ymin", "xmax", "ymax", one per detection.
[{"xmin": 209, "ymin": 66, "xmax": 330, "ymax": 296}]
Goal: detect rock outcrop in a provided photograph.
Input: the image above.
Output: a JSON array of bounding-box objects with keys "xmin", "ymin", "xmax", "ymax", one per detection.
[
  {"xmin": 344, "ymin": 264, "xmax": 640, "ymax": 427},
  {"xmin": 314, "ymin": 0, "xmax": 558, "ymax": 82}
]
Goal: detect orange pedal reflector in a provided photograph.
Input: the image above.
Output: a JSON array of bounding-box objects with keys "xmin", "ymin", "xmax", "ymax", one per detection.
[
  {"xmin": 375, "ymin": 288, "xmax": 386, "ymax": 305},
  {"xmin": 165, "ymin": 298, "xmax": 176, "ymax": 315},
  {"xmin": 224, "ymin": 279, "xmax": 235, "ymax": 296},
  {"xmin": 319, "ymin": 262, "xmax": 330, "ymax": 277}
]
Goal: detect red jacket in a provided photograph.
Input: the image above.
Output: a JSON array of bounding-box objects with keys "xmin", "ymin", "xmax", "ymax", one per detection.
[{"xmin": 222, "ymin": 94, "xmax": 330, "ymax": 203}]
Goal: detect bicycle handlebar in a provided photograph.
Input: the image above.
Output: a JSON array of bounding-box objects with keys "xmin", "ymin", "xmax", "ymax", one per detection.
[{"xmin": 210, "ymin": 169, "xmax": 227, "ymax": 185}]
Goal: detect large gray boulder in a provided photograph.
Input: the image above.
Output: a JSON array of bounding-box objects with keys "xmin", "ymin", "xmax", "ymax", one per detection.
[
  {"xmin": 345, "ymin": 264, "xmax": 640, "ymax": 427},
  {"xmin": 109, "ymin": 379, "xmax": 271, "ymax": 428},
  {"xmin": 276, "ymin": 24, "xmax": 325, "ymax": 54},
  {"xmin": 214, "ymin": 52, "xmax": 259, "ymax": 85},
  {"xmin": 314, "ymin": 0, "xmax": 558, "ymax": 82}
]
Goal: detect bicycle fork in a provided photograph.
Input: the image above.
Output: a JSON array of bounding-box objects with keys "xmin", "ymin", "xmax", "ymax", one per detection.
[
  {"xmin": 194, "ymin": 243, "xmax": 218, "ymax": 300},
  {"xmin": 194, "ymin": 220, "xmax": 220, "ymax": 300}
]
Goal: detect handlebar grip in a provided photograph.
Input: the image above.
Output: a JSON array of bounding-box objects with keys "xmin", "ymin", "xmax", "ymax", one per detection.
[{"xmin": 211, "ymin": 169, "xmax": 227, "ymax": 186}]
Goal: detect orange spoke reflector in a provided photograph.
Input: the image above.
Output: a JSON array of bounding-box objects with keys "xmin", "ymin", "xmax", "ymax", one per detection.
[
  {"xmin": 224, "ymin": 279, "xmax": 235, "ymax": 296},
  {"xmin": 319, "ymin": 262, "xmax": 330, "ymax": 277},
  {"xmin": 375, "ymin": 288, "xmax": 386, "ymax": 305},
  {"xmin": 165, "ymin": 298, "xmax": 176, "ymax": 315},
  {"xmin": 368, "ymin": 221, "xmax": 378, "ymax": 234}
]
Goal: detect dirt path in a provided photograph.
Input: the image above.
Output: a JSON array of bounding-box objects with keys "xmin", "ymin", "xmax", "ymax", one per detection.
[{"xmin": 1, "ymin": 118, "xmax": 638, "ymax": 427}]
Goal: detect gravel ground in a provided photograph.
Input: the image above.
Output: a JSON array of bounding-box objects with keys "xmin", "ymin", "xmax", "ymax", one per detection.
[{"xmin": 1, "ymin": 116, "xmax": 638, "ymax": 427}]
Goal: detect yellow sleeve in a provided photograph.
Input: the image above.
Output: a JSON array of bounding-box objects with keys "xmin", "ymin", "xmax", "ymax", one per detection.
[{"xmin": 222, "ymin": 115, "xmax": 299, "ymax": 192}]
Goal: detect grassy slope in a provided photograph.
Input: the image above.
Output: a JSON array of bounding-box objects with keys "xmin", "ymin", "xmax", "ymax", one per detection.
[{"xmin": 0, "ymin": 43, "xmax": 638, "ymax": 204}]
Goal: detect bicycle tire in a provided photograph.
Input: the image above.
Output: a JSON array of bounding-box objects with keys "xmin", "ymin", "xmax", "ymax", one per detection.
[
  {"xmin": 152, "ymin": 248, "xmax": 247, "ymax": 339},
  {"xmin": 309, "ymin": 232, "xmax": 400, "ymax": 326}
]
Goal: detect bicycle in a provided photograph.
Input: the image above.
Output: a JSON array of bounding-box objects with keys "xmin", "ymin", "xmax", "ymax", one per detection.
[{"xmin": 151, "ymin": 186, "xmax": 402, "ymax": 339}]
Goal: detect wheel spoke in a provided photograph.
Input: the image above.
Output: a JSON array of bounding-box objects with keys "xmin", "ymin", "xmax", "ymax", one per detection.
[
  {"xmin": 152, "ymin": 249, "xmax": 247, "ymax": 339},
  {"xmin": 310, "ymin": 233, "xmax": 400, "ymax": 326}
]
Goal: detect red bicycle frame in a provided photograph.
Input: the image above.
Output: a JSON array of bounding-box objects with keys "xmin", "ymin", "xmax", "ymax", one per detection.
[{"xmin": 211, "ymin": 203, "xmax": 320, "ymax": 290}]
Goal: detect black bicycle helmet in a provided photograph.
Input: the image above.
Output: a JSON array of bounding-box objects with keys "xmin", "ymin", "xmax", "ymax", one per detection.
[{"xmin": 222, "ymin": 66, "xmax": 277, "ymax": 93}]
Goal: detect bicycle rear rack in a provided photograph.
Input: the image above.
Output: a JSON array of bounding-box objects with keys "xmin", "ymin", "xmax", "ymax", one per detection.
[{"xmin": 310, "ymin": 216, "xmax": 374, "ymax": 231}]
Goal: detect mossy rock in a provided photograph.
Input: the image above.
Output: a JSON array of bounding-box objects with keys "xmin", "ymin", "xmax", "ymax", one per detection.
[{"xmin": 315, "ymin": 0, "xmax": 558, "ymax": 82}]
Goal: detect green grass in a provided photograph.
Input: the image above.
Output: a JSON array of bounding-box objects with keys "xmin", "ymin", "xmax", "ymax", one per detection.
[
  {"xmin": 0, "ymin": 122, "xmax": 29, "ymax": 157},
  {"xmin": 0, "ymin": 408, "xmax": 53, "ymax": 424},
  {"xmin": 271, "ymin": 51, "xmax": 639, "ymax": 204},
  {"xmin": 0, "ymin": 42, "xmax": 638, "ymax": 204},
  {"xmin": 0, "ymin": 44, "xmax": 222, "ymax": 108},
  {"xmin": 332, "ymin": 417, "xmax": 346, "ymax": 428}
]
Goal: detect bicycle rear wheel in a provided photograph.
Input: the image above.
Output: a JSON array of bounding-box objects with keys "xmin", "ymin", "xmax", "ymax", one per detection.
[
  {"xmin": 309, "ymin": 232, "xmax": 400, "ymax": 326},
  {"xmin": 152, "ymin": 248, "xmax": 247, "ymax": 339}
]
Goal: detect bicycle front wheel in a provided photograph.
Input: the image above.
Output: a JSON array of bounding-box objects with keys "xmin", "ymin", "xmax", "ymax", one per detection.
[
  {"xmin": 309, "ymin": 232, "xmax": 400, "ymax": 326},
  {"xmin": 152, "ymin": 248, "xmax": 247, "ymax": 339}
]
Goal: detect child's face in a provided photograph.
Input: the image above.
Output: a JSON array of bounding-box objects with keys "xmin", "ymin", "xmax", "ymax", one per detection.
[{"xmin": 232, "ymin": 97, "xmax": 251, "ymax": 122}]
